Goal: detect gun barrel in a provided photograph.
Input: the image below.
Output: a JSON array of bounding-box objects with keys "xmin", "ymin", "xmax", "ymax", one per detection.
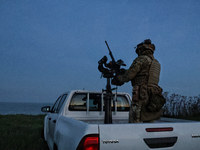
[
  {"xmin": 105, "ymin": 41, "xmax": 115, "ymax": 62},
  {"xmin": 105, "ymin": 41, "xmax": 111, "ymax": 52}
]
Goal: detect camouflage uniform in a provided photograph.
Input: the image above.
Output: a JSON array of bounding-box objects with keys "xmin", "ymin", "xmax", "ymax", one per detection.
[{"xmin": 117, "ymin": 40, "xmax": 164, "ymax": 123}]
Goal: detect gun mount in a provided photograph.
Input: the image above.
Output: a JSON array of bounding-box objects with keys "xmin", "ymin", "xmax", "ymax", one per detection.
[{"xmin": 98, "ymin": 41, "xmax": 126, "ymax": 124}]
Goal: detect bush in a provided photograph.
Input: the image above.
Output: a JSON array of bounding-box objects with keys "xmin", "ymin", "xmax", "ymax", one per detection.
[{"xmin": 162, "ymin": 92, "xmax": 200, "ymax": 118}]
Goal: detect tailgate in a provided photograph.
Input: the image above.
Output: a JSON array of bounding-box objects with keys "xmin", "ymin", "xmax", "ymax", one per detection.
[{"xmin": 99, "ymin": 122, "xmax": 200, "ymax": 150}]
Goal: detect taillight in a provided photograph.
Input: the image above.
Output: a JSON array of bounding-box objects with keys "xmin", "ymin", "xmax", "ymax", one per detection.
[
  {"xmin": 146, "ymin": 127, "xmax": 173, "ymax": 132},
  {"xmin": 77, "ymin": 134, "xmax": 99, "ymax": 150}
]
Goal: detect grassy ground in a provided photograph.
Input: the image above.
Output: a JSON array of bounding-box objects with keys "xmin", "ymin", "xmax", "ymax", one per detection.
[{"xmin": 0, "ymin": 114, "xmax": 49, "ymax": 150}]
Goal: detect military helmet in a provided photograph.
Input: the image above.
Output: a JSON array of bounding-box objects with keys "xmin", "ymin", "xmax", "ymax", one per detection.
[{"xmin": 135, "ymin": 39, "xmax": 155, "ymax": 54}]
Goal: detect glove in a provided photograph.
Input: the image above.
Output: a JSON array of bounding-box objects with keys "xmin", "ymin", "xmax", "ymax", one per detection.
[{"xmin": 111, "ymin": 76, "xmax": 124, "ymax": 86}]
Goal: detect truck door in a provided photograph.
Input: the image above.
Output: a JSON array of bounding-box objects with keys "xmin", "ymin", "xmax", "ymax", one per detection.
[{"xmin": 48, "ymin": 94, "xmax": 68, "ymax": 143}]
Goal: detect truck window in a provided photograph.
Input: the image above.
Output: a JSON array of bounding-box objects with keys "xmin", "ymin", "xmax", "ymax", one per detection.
[
  {"xmin": 51, "ymin": 96, "xmax": 62, "ymax": 113},
  {"xmin": 114, "ymin": 95, "xmax": 129, "ymax": 111},
  {"xmin": 69, "ymin": 93, "xmax": 129, "ymax": 111},
  {"xmin": 56, "ymin": 94, "xmax": 68, "ymax": 112},
  {"xmin": 69, "ymin": 93, "xmax": 87, "ymax": 111},
  {"xmin": 89, "ymin": 94, "xmax": 101, "ymax": 111},
  {"xmin": 51, "ymin": 94, "xmax": 68, "ymax": 113}
]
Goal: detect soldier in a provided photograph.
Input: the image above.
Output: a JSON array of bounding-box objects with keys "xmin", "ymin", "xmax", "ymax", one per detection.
[{"xmin": 112, "ymin": 39, "xmax": 165, "ymax": 123}]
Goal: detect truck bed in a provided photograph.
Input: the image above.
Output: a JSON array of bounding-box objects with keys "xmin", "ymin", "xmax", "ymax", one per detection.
[
  {"xmin": 75, "ymin": 116, "xmax": 196, "ymax": 124},
  {"xmin": 42, "ymin": 90, "xmax": 200, "ymax": 150}
]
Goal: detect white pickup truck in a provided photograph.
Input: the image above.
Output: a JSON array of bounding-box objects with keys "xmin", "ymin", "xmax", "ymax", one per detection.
[{"xmin": 41, "ymin": 90, "xmax": 200, "ymax": 150}]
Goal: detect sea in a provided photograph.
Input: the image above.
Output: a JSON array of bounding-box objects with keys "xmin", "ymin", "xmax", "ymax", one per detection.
[{"xmin": 0, "ymin": 102, "xmax": 54, "ymax": 115}]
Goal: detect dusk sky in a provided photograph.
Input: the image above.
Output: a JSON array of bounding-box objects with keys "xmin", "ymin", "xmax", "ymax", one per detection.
[{"xmin": 1, "ymin": 0, "xmax": 200, "ymax": 103}]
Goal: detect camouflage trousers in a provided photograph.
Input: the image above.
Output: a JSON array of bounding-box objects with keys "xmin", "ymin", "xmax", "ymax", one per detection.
[
  {"xmin": 129, "ymin": 101, "xmax": 154, "ymax": 123},
  {"xmin": 129, "ymin": 101, "xmax": 142, "ymax": 123}
]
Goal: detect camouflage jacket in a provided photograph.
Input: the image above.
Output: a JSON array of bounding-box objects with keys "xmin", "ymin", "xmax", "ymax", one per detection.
[
  {"xmin": 118, "ymin": 52, "xmax": 154, "ymax": 86},
  {"xmin": 117, "ymin": 51, "xmax": 161, "ymax": 103}
]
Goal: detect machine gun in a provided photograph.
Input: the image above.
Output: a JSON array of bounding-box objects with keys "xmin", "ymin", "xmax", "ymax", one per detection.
[
  {"xmin": 98, "ymin": 41, "xmax": 126, "ymax": 79},
  {"xmin": 98, "ymin": 41, "xmax": 126, "ymax": 124}
]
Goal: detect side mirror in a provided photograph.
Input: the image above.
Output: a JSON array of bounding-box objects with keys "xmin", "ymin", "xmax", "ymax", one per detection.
[{"xmin": 41, "ymin": 106, "xmax": 51, "ymax": 112}]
